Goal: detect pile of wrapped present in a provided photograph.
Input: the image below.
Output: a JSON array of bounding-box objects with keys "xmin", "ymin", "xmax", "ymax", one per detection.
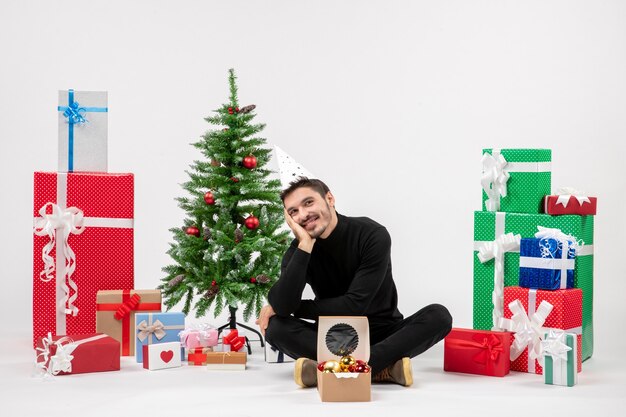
[
  {"xmin": 444, "ymin": 148, "xmax": 596, "ymax": 387},
  {"xmin": 33, "ymin": 90, "xmax": 251, "ymax": 376}
]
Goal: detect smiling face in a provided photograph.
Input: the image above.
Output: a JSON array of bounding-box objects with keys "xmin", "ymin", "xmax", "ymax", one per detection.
[{"xmin": 283, "ymin": 186, "xmax": 338, "ymax": 239}]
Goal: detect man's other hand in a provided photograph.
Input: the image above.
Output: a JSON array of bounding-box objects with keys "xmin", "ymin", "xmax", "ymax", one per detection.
[{"xmin": 255, "ymin": 304, "xmax": 276, "ymax": 336}]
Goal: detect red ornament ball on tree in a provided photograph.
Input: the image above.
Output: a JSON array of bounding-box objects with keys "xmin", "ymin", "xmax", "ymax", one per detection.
[
  {"xmin": 204, "ymin": 191, "xmax": 215, "ymax": 205},
  {"xmin": 211, "ymin": 280, "xmax": 217, "ymax": 286},
  {"xmin": 250, "ymin": 277, "xmax": 257, "ymax": 284},
  {"xmin": 244, "ymin": 215, "xmax": 260, "ymax": 230},
  {"xmin": 228, "ymin": 107, "xmax": 234, "ymax": 114},
  {"xmin": 242, "ymin": 155, "xmax": 257, "ymax": 169},
  {"xmin": 185, "ymin": 226, "xmax": 200, "ymax": 237}
]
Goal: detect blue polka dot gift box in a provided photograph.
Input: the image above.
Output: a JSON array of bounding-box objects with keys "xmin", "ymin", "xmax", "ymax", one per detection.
[{"xmin": 519, "ymin": 227, "xmax": 581, "ymax": 290}]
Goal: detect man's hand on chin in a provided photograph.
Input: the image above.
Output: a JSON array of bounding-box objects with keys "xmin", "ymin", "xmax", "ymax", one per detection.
[{"xmin": 284, "ymin": 208, "xmax": 315, "ymax": 253}]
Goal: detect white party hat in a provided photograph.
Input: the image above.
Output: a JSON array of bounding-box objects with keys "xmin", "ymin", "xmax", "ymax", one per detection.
[{"xmin": 273, "ymin": 146, "xmax": 315, "ymax": 189}]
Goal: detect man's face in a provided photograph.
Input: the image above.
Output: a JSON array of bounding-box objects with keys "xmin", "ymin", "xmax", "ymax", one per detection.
[{"xmin": 284, "ymin": 187, "xmax": 336, "ymax": 239}]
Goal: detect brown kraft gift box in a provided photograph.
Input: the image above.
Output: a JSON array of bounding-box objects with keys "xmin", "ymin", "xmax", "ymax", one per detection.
[
  {"xmin": 317, "ymin": 316, "xmax": 371, "ymax": 402},
  {"xmin": 205, "ymin": 351, "xmax": 247, "ymax": 370},
  {"xmin": 96, "ymin": 289, "xmax": 161, "ymax": 356}
]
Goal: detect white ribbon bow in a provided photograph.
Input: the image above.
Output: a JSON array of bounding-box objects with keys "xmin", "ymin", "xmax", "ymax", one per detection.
[
  {"xmin": 35, "ymin": 333, "xmax": 77, "ymax": 376},
  {"xmin": 535, "ymin": 226, "xmax": 582, "ymax": 257},
  {"xmin": 541, "ymin": 329, "xmax": 572, "ymax": 365},
  {"xmin": 555, "ymin": 187, "xmax": 591, "ymax": 208},
  {"xmin": 33, "ymin": 202, "xmax": 85, "ymax": 316},
  {"xmin": 477, "ymin": 232, "xmax": 521, "ymax": 330},
  {"xmin": 498, "ymin": 299, "xmax": 553, "ymax": 362},
  {"xmin": 481, "ymin": 150, "xmax": 510, "ymax": 212},
  {"xmin": 136, "ymin": 319, "xmax": 166, "ymax": 342}
]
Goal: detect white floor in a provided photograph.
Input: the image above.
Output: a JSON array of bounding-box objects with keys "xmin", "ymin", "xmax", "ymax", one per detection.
[{"xmin": 2, "ymin": 330, "xmax": 625, "ymax": 417}]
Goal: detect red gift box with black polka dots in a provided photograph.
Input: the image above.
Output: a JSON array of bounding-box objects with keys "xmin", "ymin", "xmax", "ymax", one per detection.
[{"xmin": 33, "ymin": 172, "xmax": 134, "ymax": 348}]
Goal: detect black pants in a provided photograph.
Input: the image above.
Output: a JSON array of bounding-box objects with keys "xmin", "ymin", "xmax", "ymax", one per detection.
[{"xmin": 264, "ymin": 303, "xmax": 452, "ymax": 374}]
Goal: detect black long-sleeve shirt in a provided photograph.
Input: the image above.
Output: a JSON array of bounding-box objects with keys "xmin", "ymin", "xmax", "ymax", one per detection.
[{"xmin": 268, "ymin": 213, "xmax": 403, "ymax": 324}]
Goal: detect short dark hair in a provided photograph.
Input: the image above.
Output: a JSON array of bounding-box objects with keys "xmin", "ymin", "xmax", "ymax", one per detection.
[{"xmin": 280, "ymin": 177, "xmax": 331, "ymax": 202}]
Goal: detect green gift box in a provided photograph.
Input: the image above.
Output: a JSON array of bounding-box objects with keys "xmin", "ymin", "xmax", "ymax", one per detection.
[
  {"xmin": 543, "ymin": 331, "xmax": 578, "ymax": 387},
  {"xmin": 481, "ymin": 148, "xmax": 552, "ymax": 213},
  {"xmin": 472, "ymin": 210, "xmax": 594, "ymax": 360}
]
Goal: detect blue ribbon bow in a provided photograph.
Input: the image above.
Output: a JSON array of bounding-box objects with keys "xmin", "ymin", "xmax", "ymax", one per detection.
[{"xmin": 62, "ymin": 101, "xmax": 87, "ymax": 125}]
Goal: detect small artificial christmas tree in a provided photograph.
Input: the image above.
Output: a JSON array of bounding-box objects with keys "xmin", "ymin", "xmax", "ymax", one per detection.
[{"xmin": 159, "ymin": 69, "xmax": 290, "ymax": 323}]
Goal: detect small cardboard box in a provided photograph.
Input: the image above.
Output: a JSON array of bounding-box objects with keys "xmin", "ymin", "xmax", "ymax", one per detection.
[
  {"xmin": 317, "ymin": 316, "xmax": 371, "ymax": 402},
  {"xmin": 205, "ymin": 351, "xmax": 247, "ymax": 370}
]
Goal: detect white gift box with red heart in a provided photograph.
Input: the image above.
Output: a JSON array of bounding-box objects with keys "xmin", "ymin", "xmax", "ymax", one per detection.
[{"xmin": 142, "ymin": 341, "xmax": 182, "ymax": 370}]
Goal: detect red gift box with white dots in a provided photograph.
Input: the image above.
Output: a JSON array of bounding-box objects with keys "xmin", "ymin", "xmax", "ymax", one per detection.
[
  {"xmin": 33, "ymin": 172, "xmax": 134, "ymax": 348},
  {"xmin": 503, "ymin": 286, "xmax": 582, "ymax": 374}
]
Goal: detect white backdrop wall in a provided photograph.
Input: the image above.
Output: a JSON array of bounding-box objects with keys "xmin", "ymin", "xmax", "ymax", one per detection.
[{"xmin": 1, "ymin": 0, "xmax": 625, "ymax": 357}]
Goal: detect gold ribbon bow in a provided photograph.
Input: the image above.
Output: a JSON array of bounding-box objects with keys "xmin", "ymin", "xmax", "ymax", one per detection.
[{"xmin": 136, "ymin": 319, "xmax": 166, "ymax": 342}]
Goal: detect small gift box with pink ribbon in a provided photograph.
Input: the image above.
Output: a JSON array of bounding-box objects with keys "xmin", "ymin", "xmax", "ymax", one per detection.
[
  {"xmin": 543, "ymin": 187, "xmax": 597, "ymax": 216},
  {"xmin": 135, "ymin": 312, "xmax": 185, "ymax": 362},
  {"xmin": 498, "ymin": 286, "xmax": 582, "ymax": 375},
  {"xmin": 35, "ymin": 333, "xmax": 120, "ymax": 376},
  {"xmin": 178, "ymin": 323, "xmax": 218, "ymax": 349},
  {"xmin": 444, "ymin": 328, "xmax": 511, "ymax": 377},
  {"xmin": 143, "ymin": 341, "xmax": 182, "ymax": 371}
]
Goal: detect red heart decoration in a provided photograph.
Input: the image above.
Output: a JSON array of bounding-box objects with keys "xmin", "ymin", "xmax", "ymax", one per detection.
[{"xmin": 160, "ymin": 350, "xmax": 174, "ymax": 363}]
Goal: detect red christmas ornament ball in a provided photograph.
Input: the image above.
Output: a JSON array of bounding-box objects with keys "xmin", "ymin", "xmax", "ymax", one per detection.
[
  {"xmin": 354, "ymin": 363, "xmax": 367, "ymax": 373},
  {"xmin": 244, "ymin": 215, "xmax": 260, "ymax": 230},
  {"xmin": 185, "ymin": 226, "xmax": 200, "ymax": 237},
  {"xmin": 235, "ymin": 107, "xmax": 240, "ymax": 113},
  {"xmin": 250, "ymin": 277, "xmax": 257, "ymax": 284},
  {"xmin": 204, "ymin": 191, "xmax": 215, "ymax": 205},
  {"xmin": 317, "ymin": 362, "xmax": 326, "ymax": 372},
  {"xmin": 212, "ymin": 280, "xmax": 217, "ymax": 286},
  {"xmin": 228, "ymin": 107, "xmax": 234, "ymax": 114},
  {"xmin": 242, "ymin": 155, "xmax": 257, "ymax": 169}
]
